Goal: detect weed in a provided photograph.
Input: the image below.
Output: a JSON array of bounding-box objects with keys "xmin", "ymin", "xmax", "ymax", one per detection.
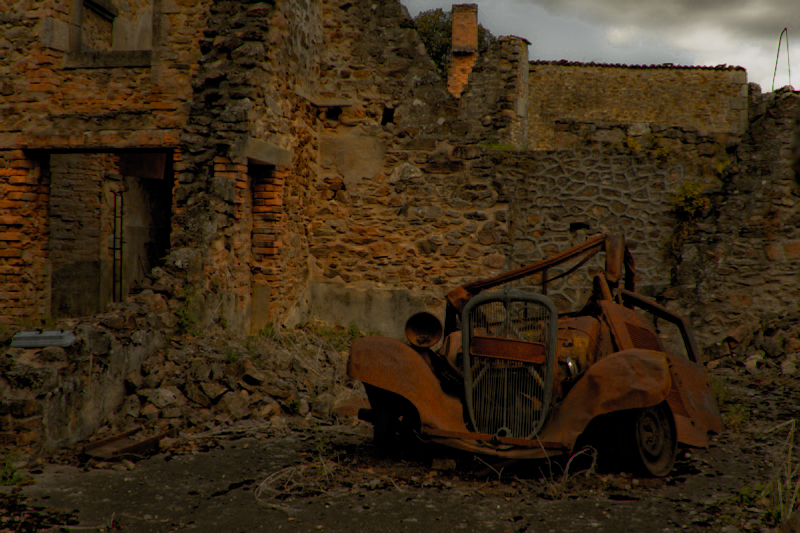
[
  {"xmin": 1, "ymin": 454, "xmax": 32, "ymax": 486},
  {"xmin": 646, "ymin": 146, "xmax": 670, "ymax": 161},
  {"xmin": 724, "ymin": 404, "xmax": 750, "ymax": 432},
  {"xmin": 761, "ymin": 420, "xmax": 800, "ymax": 526},
  {"xmin": 176, "ymin": 306, "xmax": 199, "ymax": 335},
  {"xmin": 244, "ymin": 336, "xmax": 260, "ymax": 356},
  {"xmin": 714, "ymin": 157, "xmax": 732, "ymax": 176},
  {"xmin": 625, "ymin": 136, "xmax": 643, "ymax": 152},
  {"xmin": 224, "ymin": 348, "xmax": 241, "ymax": 364},
  {"xmin": 664, "ymin": 180, "xmax": 711, "ymax": 264},
  {"xmin": 285, "ymin": 399, "xmax": 301, "ymax": 415},
  {"xmin": 710, "ymin": 375, "xmax": 729, "ymax": 404},
  {"xmin": 175, "ymin": 289, "xmax": 203, "ymax": 335},
  {"xmin": 258, "ymin": 323, "xmax": 278, "ymax": 340},
  {"xmin": 669, "ymin": 181, "xmax": 710, "ymax": 222},
  {"xmin": 347, "ymin": 322, "xmax": 362, "ymax": 339}
]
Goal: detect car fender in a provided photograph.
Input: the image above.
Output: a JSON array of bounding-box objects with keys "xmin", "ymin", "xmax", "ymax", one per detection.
[
  {"xmin": 539, "ymin": 349, "xmax": 671, "ymax": 448},
  {"xmin": 347, "ymin": 337, "xmax": 468, "ymax": 433},
  {"xmin": 664, "ymin": 353, "xmax": 724, "ymax": 447}
]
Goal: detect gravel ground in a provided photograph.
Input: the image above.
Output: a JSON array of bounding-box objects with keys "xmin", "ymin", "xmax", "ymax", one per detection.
[{"xmin": 2, "ymin": 334, "xmax": 799, "ymax": 533}]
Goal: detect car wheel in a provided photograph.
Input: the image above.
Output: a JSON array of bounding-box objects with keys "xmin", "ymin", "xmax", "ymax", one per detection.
[{"xmin": 623, "ymin": 401, "xmax": 677, "ymax": 477}]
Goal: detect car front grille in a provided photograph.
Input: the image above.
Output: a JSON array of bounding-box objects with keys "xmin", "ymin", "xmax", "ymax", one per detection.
[{"xmin": 466, "ymin": 296, "xmax": 555, "ymax": 439}]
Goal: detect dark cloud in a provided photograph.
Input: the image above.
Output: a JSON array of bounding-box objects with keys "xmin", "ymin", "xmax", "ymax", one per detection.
[
  {"xmin": 530, "ymin": 0, "xmax": 798, "ymax": 41},
  {"xmin": 401, "ymin": 0, "xmax": 798, "ymax": 87}
]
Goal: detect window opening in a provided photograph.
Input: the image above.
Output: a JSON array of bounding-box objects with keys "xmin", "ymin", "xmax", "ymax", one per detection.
[
  {"xmin": 325, "ymin": 107, "xmax": 343, "ymax": 121},
  {"xmin": 569, "ymin": 222, "xmax": 590, "ymax": 233},
  {"xmin": 381, "ymin": 107, "xmax": 395, "ymax": 126}
]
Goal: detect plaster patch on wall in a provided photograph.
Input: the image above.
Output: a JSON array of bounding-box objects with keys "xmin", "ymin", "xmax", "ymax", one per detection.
[{"xmin": 320, "ymin": 127, "xmax": 386, "ymax": 187}]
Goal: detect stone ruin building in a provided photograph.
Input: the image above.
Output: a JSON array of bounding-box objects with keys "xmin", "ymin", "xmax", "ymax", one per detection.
[{"xmin": 1, "ymin": 0, "xmax": 799, "ymax": 448}]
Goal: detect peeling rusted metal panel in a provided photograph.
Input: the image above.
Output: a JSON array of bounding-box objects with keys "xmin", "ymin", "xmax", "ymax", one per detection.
[
  {"xmin": 536, "ymin": 349, "xmax": 671, "ymax": 448},
  {"xmin": 665, "ymin": 354, "xmax": 725, "ymax": 447},
  {"xmin": 348, "ymin": 337, "xmax": 468, "ymax": 433}
]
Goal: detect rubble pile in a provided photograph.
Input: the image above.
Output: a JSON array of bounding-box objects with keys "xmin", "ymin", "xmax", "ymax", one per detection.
[
  {"xmin": 1, "ymin": 302, "xmax": 166, "ymax": 448},
  {"xmin": 1, "ymin": 315, "xmax": 366, "ymax": 451},
  {"xmin": 100, "ymin": 324, "xmax": 366, "ymax": 439},
  {"xmin": 706, "ymin": 314, "xmax": 800, "ymax": 378}
]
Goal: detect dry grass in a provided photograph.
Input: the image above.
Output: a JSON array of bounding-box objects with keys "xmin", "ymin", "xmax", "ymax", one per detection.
[
  {"xmin": 236, "ymin": 322, "xmax": 367, "ymax": 419},
  {"xmin": 762, "ymin": 419, "xmax": 800, "ymax": 525}
]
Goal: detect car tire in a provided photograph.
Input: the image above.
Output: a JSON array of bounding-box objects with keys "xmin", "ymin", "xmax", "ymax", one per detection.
[{"xmin": 622, "ymin": 401, "xmax": 677, "ymax": 477}]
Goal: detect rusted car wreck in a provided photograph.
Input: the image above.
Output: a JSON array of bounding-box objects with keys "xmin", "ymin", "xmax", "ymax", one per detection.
[{"xmin": 347, "ymin": 233, "xmax": 723, "ymax": 476}]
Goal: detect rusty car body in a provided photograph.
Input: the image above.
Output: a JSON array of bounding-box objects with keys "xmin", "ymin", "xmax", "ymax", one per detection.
[{"xmin": 347, "ymin": 233, "xmax": 724, "ymax": 476}]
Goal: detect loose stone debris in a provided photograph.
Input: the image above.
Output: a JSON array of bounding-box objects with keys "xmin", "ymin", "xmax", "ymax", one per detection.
[{"xmin": 1, "ymin": 324, "xmax": 799, "ymax": 532}]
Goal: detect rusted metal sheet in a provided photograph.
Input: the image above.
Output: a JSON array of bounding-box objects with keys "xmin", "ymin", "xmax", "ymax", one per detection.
[
  {"xmin": 537, "ymin": 349, "xmax": 670, "ymax": 448},
  {"xmin": 665, "ymin": 354, "xmax": 725, "ymax": 447},
  {"xmin": 470, "ymin": 336, "xmax": 546, "ymax": 363},
  {"xmin": 348, "ymin": 337, "xmax": 468, "ymax": 433},
  {"xmin": 83, "ymin": 428, "xmax": 177, "ymax": 459}
]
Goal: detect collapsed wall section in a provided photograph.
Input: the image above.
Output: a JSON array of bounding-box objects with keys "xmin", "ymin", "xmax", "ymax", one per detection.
[{"xmin": 458, "ymin": 36, "xmax": 529, "ymax": 148}]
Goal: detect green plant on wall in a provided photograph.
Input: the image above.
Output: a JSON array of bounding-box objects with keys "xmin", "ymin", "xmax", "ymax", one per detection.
[
  {"xmin": 665, "ymin": 180, "xmax": 711, "ymax": 264},
  {"xmin": 479, "ymin": 143, "xmax": 515, "ymax": 151},
  {"xmin": 714, "ymin": 156, "xmax": 732, "ymax": 176},
  {"xmin": 176, "ymin": 289, "xmax": 201, "ymax": 335},
  {"xmin": 625, "ymin": 136, "xmax": 643, "ymax": 153}
]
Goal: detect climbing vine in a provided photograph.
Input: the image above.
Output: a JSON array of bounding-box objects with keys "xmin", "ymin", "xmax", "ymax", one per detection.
[{"xmin": 665, "ymin": 180, "xmax": 711, "ymax": 263}]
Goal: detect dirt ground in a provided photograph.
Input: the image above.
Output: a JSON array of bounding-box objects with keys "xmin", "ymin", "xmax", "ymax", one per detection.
[{"xmin": 2, "ymin": 353, "xmax": 799, "ymax": 533}]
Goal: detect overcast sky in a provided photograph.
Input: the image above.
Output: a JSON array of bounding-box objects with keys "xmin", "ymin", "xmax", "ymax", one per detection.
[{"xmin": 400, "ymin": 0, "xmax": 798, "ymax": 91}]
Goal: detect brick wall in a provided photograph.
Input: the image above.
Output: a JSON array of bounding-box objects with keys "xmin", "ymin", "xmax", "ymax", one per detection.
[
  {"xmin": 446, "ymin": 4, "xmax": 477, "ymax": 99},
  {"xmin": 447, "ymin": 54, "xmax": 477, "ymax": 99},
  {"xmin": 451, "ymin": 4, "xmax": 477, "ymax": 51},
  {"xmin": 0, "ymin": 150, "xmax": 50, "ymax": 324},
  {"xmin": 527, "ymin": 62, "xmax": 748, "ymax": 150}
]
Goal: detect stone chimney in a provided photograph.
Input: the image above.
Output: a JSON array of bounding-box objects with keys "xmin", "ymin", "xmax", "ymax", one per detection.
[{"xmin": 447, "ymin": 4, "xmax": 478, "ymax": 98}]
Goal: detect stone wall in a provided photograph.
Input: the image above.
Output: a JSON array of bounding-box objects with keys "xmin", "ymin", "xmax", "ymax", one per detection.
[
  {"xmin": 0, "ymin": 0, "xmax": 206, "ymax": 150},
  {"xmin": 459, "ymin": 36, "xmax": 529, "ymax": 148},
  {"xmin": 0, "ymin": 0, "xmax": 796, "ymax": 351},
  {"xmin": 670, "ymin": 88, "xmax": 800, "ymax": 353},
  {"xmin": 527, "ymin": 62, "xmax": 748, "ymax": 151},
  {"xmin": 49, "ymin": 153, "xmax": 117, "ymax": 317},
  {"xmin": 305, "ymin": 115, "xmax": 735, "ymax": 331},
  {"xmin": 794, "ymin": 106, "xmax": 800, "ymax": 184}
]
